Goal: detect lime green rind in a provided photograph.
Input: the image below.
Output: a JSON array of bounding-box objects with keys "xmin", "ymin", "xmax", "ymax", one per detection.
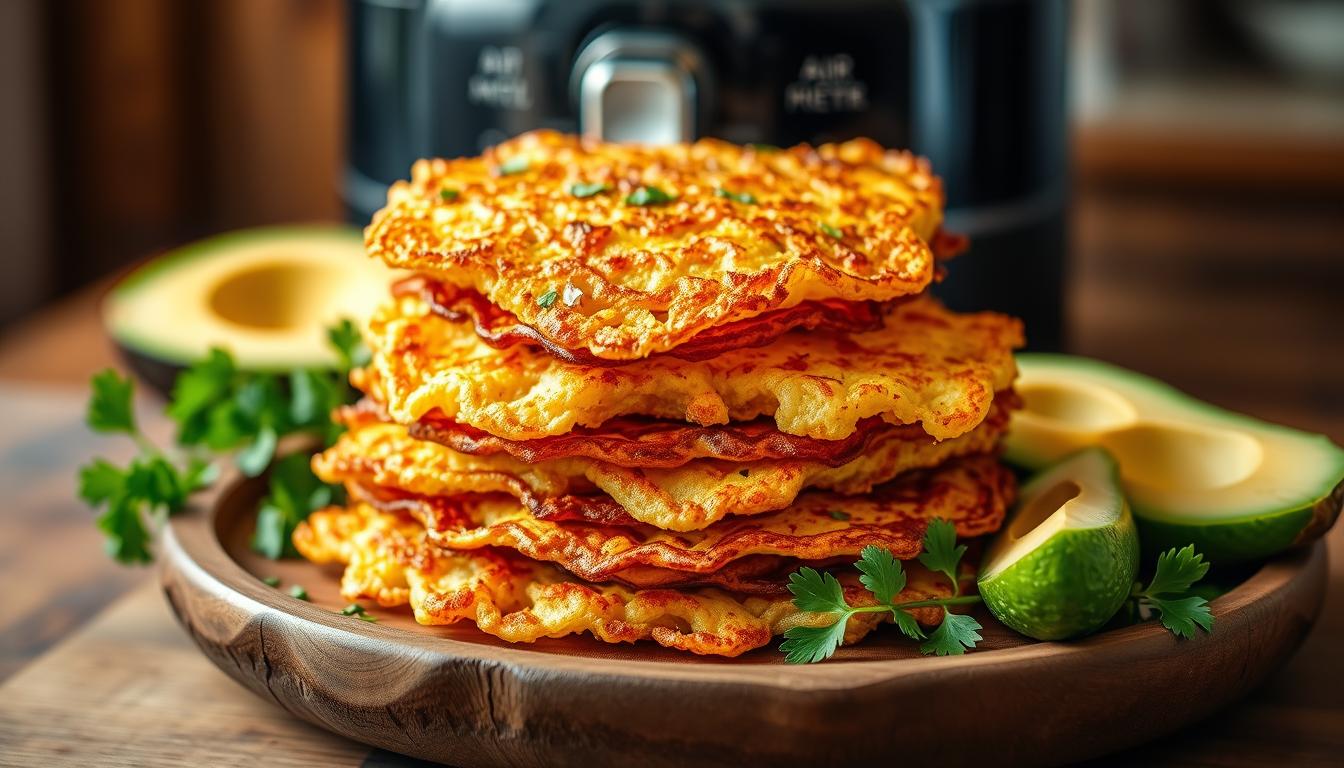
[
  {"xmin": 109, "ymin": 225, "xmax": 362, "ymax": 300},
  {"xmin": 979, "ymin": 448, "xmax": 1140, "ymax": 640},
  {"xmin": 979, "ymin": 510, "xmax": 1139, "ymax": 641}
]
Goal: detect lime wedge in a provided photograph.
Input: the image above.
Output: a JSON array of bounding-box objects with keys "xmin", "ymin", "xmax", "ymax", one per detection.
[{"xmin": 978, "ymin": 448, "xmax": 1139, "ymax": 640}]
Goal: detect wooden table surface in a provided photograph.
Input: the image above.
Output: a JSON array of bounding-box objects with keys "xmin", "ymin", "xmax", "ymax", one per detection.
[{"xmin": 0, "ymin": 179, "xmax": 1340, "ymax": 766}]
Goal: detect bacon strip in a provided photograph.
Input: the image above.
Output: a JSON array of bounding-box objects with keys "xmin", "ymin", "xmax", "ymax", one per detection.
[
  {"xmin": 407, "ymin": 392, "xmax": 1018, "ymax": 468},
  {"xmin": 346, "ymin": 454, "xmax": 1012, "ymax": 592},
  {"xmin": 392, "ymin": 276, "xmax": 886, "ymax": 366}
]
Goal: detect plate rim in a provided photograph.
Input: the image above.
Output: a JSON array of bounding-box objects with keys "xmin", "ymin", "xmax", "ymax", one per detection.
[{"xmin": 161, "ymin": 459, "xmax": 1327, "ymax": 690}]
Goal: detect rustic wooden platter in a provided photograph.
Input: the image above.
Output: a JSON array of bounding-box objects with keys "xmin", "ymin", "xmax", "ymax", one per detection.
[{"xmin": 160, "ymin": 465, "xmax": 1328, "ymax": 768}]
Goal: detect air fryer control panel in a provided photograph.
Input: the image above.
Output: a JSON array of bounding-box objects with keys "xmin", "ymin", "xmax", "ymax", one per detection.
[{"xmin": 346, "ymin": 0, "xmax": 1069, "ymax": 348}]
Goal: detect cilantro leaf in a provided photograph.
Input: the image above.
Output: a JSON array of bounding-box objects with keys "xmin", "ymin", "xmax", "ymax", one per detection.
[
  {"xmin": 235, "ymin": 424, "xmax": 278, "ymax": 477},
  {"xmin": 892, "ymin": 609, "xmax": 926, "ymax": 641},
  {"xmin": 288, "ymin": 368, "xmax": 340, "ymax": 427},
  {"xmin": 498, "ymin": 156, "xmax": 530, "ymax": 176},
  {"xmin": 78, "ymin": 459, "xmax": 127, "ymax": 506},
  {"xmin": 288, "ymin": 584, "xmax": 310, "ymax": 601},
  {"xmin": 818, "ymin": 222, "xmax": 844, "ymax": 240},
  {"xmin": 184, "ymin": 458, "xmax": 219, "ymax": 492},
  {"xmin": 569, "ymin": 181, "xmax": 610, "ymax": 198},
  {"xmin": 1148, "ymin": 595, "xmax": 1214, "ymax": 639},
  {"xmin": 439, "ymin": 188, "xmax": 459, "ymax": 202},
  {"xmin": 1143, "ymin": 545, "xmax": 1210, "ymax": 597},
  {"xmin": 780, "ymin": 622, "xmax": 849, "ymax": 665},
  {"xmin": 87, "ymin": 369, "xmax": 137, "ymax": 434},
  {"xmin": 625, "ymin": 186, "xmax": 675, "ymax": 206},
  {"xmin": 250, "ymin": 453, "xmax": 337, "ymax": 559},
  {"xmin": 714, "ymin": 187, "xmax": 757, "ymax": 205},
  {"xmin": 167, "ymin": 348, "xmax": 235, "ymax": 440},
  {"xmin": 920, "ymin": 611, "xmax": 982, "ymax": 656},
  {"xmin": 537, "ymin": 289, "xmax": 559, "ymax": 309},
  {"xmin": 1131, "ymin": 545, "xmax": 1215, "ymax": 639},
  {"xmin": 854, "ymin": 545, "xmax": 905, "ymax": 605},
  {"xmin": 96, "ymin": 495, "xmax": 153, "ymax": 564},
  {"xmin": 125, "ymin": 456, "xmax": 190, "ymax": 512},
  {"xmin": 917, "ymin": 518, "xmax": 966, "ymax": 591},
  {"xmin": 786, "ymin": 567, "xmax": 850, "ymax": 614},
  {"xmin": 326, "ymin": 319, "xmax": 370, "ymax": 372}
]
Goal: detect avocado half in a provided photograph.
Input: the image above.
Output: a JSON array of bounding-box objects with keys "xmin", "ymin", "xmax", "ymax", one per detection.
[
  {"xmin": 104, "ymin": 226, "xmax": 394, "ymax": 395},
  {"xmin": 1003, "ymin": 354, "xmax": 1344, "ymax": 563}
]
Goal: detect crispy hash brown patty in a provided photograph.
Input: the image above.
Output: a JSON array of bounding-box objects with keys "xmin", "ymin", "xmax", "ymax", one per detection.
[
  {"xmin": 360, "ymin": 294, "xmax": 1022, "ymax": 442},
  {"xmin": 394, "ymin": 275, "xmax": 888, "ymax": 365},
  {"xmin": 293, "ymin": 506, "xmax": 965, "ymax": 657},
  {"xmin": 366, "ymin": 130, "xmax": 950, "ymax": 360},
  {"xmin": 342, "ymin": 454, "xmax": 1011, "ymax": 591},
  {"xmin": 312, "ymin": 407, "xmax": 1011, "ymax": 532},
  {"xmin": 343, "ymin": 391, "xmax": 1017, "ymax": 468}
]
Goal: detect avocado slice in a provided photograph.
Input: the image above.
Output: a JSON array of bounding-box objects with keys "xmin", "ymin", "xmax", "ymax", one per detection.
[
  {"xmin": 104, "ymin": 226, "xmax": 393, "ymax": 394},
  {"xmin": 978, "ymin": 448, "xmax": 1139, "ymax": 640},
  {"xmin": 1004, "ymin": 354, "xmax": 1344, "ymax": 562}
]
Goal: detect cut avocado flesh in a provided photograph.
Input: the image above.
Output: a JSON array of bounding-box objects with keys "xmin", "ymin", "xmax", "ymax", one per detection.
[
  {"xmin": 1003, "ymin": 354, "xmax": 1344, "ymax": 563},
  {"xmin": 979, "ymin": 448, "xmax": 1139, "ymax": 640},
  {"xmin": 105, "ymin": 226, "xmax": 394, "ymax": 393}
]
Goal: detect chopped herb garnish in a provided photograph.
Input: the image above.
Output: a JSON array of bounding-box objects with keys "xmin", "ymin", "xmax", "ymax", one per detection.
[
  {"xmin": 779, "ymin": 519, "xmax": 982, "ymax": 663},
  {"xmin": 828, "ymin": 510, "xmax": 850, "ymax": 521},
  {"xmin": 625, "ymin": 186, "xmax": 675, "ymax": 206},
  {"xmin": 569, "ymin": 181, "xmax": 610, "ymax": 198},
  {"xmin": 439, "ymin": 188, "xmax": 459, "ymax": 202},
  {"xmin": 357, "ymin": 614, "xmax": 379, "ymax": 623},
  {"xmin": 537, "ymin": 289, "xmax": 559, "ymax": 309},
  {"xmin": 340, "ymin": 603, "xmax": 367, "ymax": 616},
  {"xmin": 715, "ymin": 187, "xmax": 757, "ymax": 205},
  {"xmin": 561, "ymin": 283, "xmax": 583, "ymax": 307},
  {"xmin": 748, "ymin": 143, "xmax": 780, "ymax": 153},
  {"xmin": 262, "ymin": 576, "xmax": 281, "ymax": 587},
  {"xmin": 289, "ymin": 584, "xmax": 310, "ymax": 601},
  {"xmin": 819, "ymin": 222, "xmax": 844, "ymax": 240},
  {"xmin": 498, "ymin": 156, "xmax": 530, "ymax": 176},
  {"xmin": 78, "ymin": 320, "xmax": 363, "ymax": 565},
  {"xmin": 1127, "ymin": 545, "xmax": 1214, "ymax": 638}
]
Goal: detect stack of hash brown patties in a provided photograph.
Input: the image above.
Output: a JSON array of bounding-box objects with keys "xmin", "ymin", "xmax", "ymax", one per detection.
[{"xmin": 294, "ymin": 131, "xmax": 1023, "ymax": 657}]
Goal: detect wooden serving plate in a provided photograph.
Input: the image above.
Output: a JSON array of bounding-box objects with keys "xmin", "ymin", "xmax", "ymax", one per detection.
[{"xmin": 160, "ymin": 465, "xmax": 1328, "ymax": 768}]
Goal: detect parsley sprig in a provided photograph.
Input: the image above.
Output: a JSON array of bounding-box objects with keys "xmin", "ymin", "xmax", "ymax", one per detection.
[
  {"xmin": 779, "ymin": 519, "xmax": 983, "ymax": 663},
  {"xmin": 77, "ymin": 321, "xmax": 367, "ymax": 564},
  {"xmin": 1127, "ymin": 545, "xmax": 1214, "ymax": 638}
]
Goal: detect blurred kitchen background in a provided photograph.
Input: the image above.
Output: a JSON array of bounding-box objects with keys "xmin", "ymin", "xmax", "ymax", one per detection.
[{"xmin": 0, "ymin": 0, "xmax": 1340, "ymax": 431}]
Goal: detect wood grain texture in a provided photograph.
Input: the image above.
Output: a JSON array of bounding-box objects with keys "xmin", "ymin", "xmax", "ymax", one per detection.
[
  {"xmin": 155, "ymin": 463, "xmax": 1328, "ymax": 768},
  {"xmin": 0, "ymin": 582, "xmax": 370, "ymax": 768}
]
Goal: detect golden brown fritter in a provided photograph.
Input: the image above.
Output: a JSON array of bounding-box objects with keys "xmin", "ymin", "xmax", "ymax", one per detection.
[
  {"xmin": 312, "ymin": 408, "xmax": 1010, "ymax": 532},
  {"xmin": 361, "ymin": 294, "xmax": 1022, "ymax": 442},
  {"xmin": 394, "ymin": 275, "xmax": 887, "ymax": 365},
  {"xmin": 346, "ymin": 454, "xmax": 1011, "ymax": 590},
  {"xmin": 293, "ymin": 505, "xmax": 961, "ymax": 657},
  {"xmin": 366, "ymin": 130, "xmax": 949, "ymax": 360}
]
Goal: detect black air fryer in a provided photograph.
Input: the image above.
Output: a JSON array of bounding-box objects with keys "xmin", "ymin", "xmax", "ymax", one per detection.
[{"xmin": 345, "ymin": 0, "xmax": 1069, "ymax": 349}]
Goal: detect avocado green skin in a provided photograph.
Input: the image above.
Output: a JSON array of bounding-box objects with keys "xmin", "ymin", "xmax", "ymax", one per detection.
[
  {"xmin": 978, "ymin": 512, "xmax": 1140, "ymax": 641},
  {"xmin": 1134, "ymin": 503, "xmax": 1314, "ymax": 564}
]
